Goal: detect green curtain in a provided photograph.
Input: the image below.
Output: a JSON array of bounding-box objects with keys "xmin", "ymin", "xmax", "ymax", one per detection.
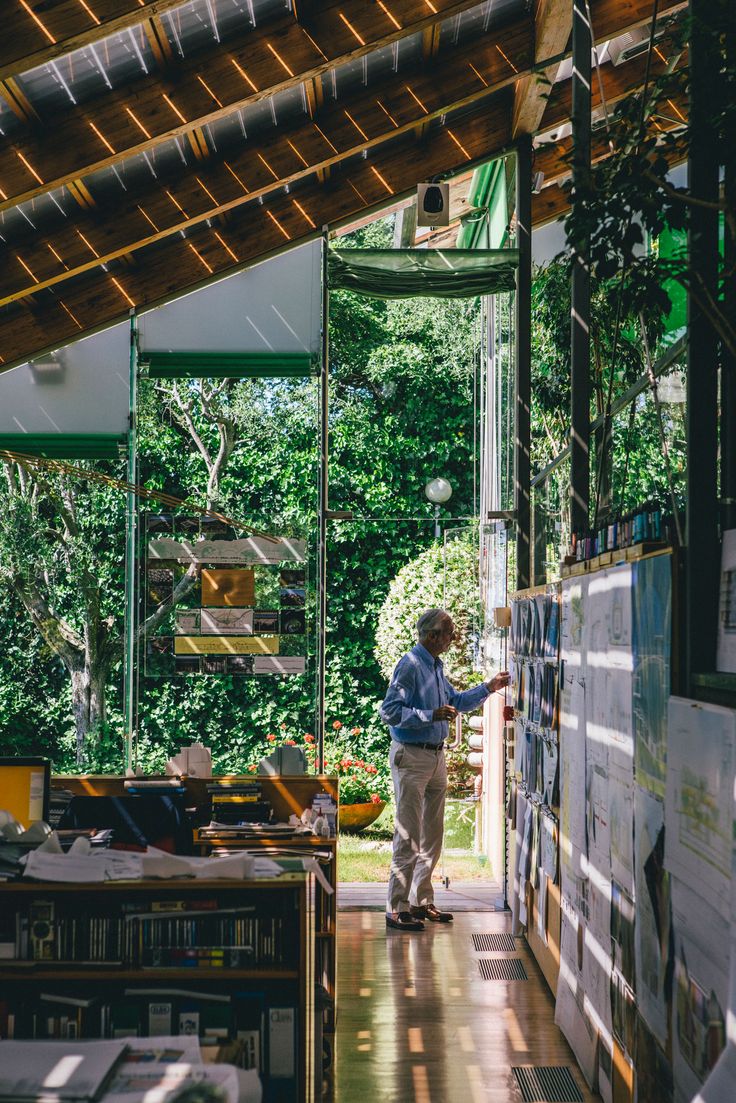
[{"xmin": 328, "ymin": 248, "xmax": 518, "ymax": 300}]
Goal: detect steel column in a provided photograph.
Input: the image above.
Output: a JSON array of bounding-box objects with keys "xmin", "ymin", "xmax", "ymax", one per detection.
[
  {"xmin": 316, "ymin": 230, "xmax": 330, "ymax": 772},
  {"xmin": 123, "ymin": 313, "xmax": 138, "ymax": 771},
  {"xmin": 685, "ymin": 0, "xmax": 721, "ymax": 688},
  {"xmin": 514, "ymin": 135, "xmax": 532, "ymax": 590},
  {"xmin": 722, "ymin": 23, "xmax": 736, "ymax": 532},
  {"xmin": 570, "ymin": 0, "xmax": 591, "ymax": 535}
]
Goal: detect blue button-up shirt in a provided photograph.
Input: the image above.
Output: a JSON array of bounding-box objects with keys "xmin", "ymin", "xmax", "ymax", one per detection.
[{"xmin": 379, "ymin": 643, "xmax": 491, "ymax": 746}]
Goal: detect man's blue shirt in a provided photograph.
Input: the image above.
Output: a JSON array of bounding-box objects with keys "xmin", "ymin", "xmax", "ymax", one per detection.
[{"xmin": 379, "ymin": 642, "xmax": 490, "ymax": 745}]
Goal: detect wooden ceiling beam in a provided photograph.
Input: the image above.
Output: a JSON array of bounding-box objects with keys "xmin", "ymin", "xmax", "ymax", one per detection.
[
  {"xmin": 0, "ymin": 1, "xmax": 186, "ymax": 82},
  {"xmin": 0, "ymin": 17, "xmax": 533, "ymax": 306},
  {"xmin": 512, "ymin": 0, "xmax": 572, "ymax": 138},
  {"xmin": 0, "ymin": 0, "xmax": 485, "ymax": 214},
  {"xmin": 0, "ymin": 97, "xmax": 515, "ymax": 370}
]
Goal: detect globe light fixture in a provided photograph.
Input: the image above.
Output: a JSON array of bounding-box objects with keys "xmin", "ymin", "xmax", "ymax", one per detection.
[{"xmin": 425, "ymin": 478, "xmax": 452, "ymax": 539}]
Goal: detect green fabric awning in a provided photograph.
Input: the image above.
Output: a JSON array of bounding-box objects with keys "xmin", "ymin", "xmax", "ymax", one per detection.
[
  {"xmin": 143, "ymin": 351, "xmax": 316, "ymax": 379},
  {"xmin": 328, "ymin": 248, "xmax": 518, "ymax": 299},
  {"xmin": 0, "ymin": 434, "xmax": 126, "ymax": 460}
]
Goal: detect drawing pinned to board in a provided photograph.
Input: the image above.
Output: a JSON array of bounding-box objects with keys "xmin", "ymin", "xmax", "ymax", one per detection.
[
  {"xmin": 716, "ymin": 529, "xmax": 736, "ymax": 673},
  {"xmin": 665, "ymin": 698, "xmax": 736, "ymax": 921},
  {"xmin": 633, "ymin": 554, "xmax": 672, "ymax": 796},
  {"xmin": 634, "ymin": 786, "xmax": 672, "ymax": 1049},
  {"xmin": 555, "ymin": 891, "xmax": 599, "ymax": 1089}
]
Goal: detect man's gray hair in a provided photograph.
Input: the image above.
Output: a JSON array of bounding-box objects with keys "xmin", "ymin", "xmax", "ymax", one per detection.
[{"xmin": 416, "ymin": 608, "xmax": 449, "ymax": 640}]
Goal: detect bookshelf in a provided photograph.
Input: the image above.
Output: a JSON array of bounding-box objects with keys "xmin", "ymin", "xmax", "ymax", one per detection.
[
  {"xmin": 194, "ymin": 830, "xmax": 337, "ymax": 1057},
  {"xmin": 0, "ymin": 877, "xmax": 315, "ymax": 1103}
]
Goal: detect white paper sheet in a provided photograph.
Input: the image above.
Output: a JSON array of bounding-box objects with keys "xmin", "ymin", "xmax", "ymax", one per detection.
[
  {"xmin": 716, "ymin": 529, "xmax": 736, "ymax": 674},
  {"xmin": 634, "ymin": 787, "xmax": 670, "ymax": 1047},
  {"xmin": 665, "ymin": 697, "xmax": 736, "ymax": 921},
  {"xmin": 554, "ymin": 891, "xmax": 599, "ymax": 1089},
  {"xmin": 103, "ymin": 1062, "xmax": 239, "ymax": 1103}
]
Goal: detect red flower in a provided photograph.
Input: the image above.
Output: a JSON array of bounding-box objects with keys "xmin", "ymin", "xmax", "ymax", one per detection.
[
  {"xmin": 304, "ymin": 734, "xmax": 315, "ymax": 744},
  {"xmin": 280, "ymin": 722, "xmax": 287, "ymax": 730},
  {"xmin": 370, "ymin": 793, "xmax": 381, "ymax": 804},
  {"xmin": 284, "ymin": 739, "xmax": 296, "ymax": 746},
  {"xmin": 332, "ymin": 720, "xmax": 343, "ymax": 730},
  {"xmin": 267, "ymin": 734, "xmax": 277, "ymax": 742},
  {"xmin": 351, "ymin": 727, "xmax": 361, "ymax": 735},
  {"xmin": 247, "ymin": 765, "xmax": 257, "ymax": 773}
]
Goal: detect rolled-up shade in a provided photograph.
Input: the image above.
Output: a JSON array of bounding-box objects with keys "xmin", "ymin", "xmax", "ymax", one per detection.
[{"xmin": 328, "ymin": 248, "xmax": 518, "ymax": 299}]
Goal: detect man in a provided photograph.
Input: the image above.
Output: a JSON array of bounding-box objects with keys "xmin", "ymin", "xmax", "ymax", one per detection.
[{"xmin": 379, "ymin": 608, "xmax": 509, "ymax": 931}]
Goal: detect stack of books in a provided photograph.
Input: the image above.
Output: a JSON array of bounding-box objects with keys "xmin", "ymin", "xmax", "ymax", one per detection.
[{"xmin": 206, "ymin": 782, "xmax": 271, "ymax": 826}]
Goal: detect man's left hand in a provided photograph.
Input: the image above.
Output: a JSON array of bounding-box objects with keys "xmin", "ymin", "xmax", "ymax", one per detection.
[{"xmin": 486, "ymin": 671, "xmax": 510, "ymax": 694}]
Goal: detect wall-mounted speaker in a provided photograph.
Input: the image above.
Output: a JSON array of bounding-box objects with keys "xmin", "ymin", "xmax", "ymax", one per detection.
[{"xmin": 416, "ymin": 182, "xmax": 450, "ymax": 227}]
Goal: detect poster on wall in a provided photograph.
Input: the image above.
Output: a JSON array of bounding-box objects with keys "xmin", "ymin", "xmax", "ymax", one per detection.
[
  {"xmin": 634, "ymin": 786, "xmax": 671, "ymax": 1048},
  {"xmin": 665, "ymin": 698, "xmax": 736, "ymax": 921},
  {"xmin": 671, "ymin": 878, "xmax": 729, "ymax": 1103},
  {"xmin": 586, "ymin": 564, "xmax": 635, "ymax": 897},
  {"xmin": 555, "ymin": 889, "xmax": 599, "ymax": 1089},
  {"xmin": 560, "ymin": 578, "xmax": 588, "ymax": 888},
  {"xmin": 144, "ymin": 515, "xmax": 309, "ymax": 678},
  {"xmin": 633, "ymin": 554, "xmax": 672, "ymax": 796},
  {"xmin": 716, "ymin": 529, "xmax": 736, "ymax": 674}
]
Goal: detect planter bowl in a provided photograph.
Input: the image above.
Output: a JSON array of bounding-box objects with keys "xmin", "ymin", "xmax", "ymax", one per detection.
[{"xmin": 339, "ymin": 800, "xmax": 387, "ymax": 833}]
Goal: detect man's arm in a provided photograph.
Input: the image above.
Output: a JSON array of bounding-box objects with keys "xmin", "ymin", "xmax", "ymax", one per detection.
[
  {"xmin": 379, "ymin": 659, "xmax": 441, "ymax": 728},
  {"xmin": 445, "ymin": 671, "xmax": 510, "ymax": 714}
]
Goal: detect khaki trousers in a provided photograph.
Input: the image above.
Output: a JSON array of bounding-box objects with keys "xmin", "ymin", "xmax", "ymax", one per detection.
[{"xmin": 387, "ymin": 741, "xmax": 447, "ymax": 915}]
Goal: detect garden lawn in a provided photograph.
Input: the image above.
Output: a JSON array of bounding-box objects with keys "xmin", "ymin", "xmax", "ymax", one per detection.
[{"xmin": 337, "ymin": 805, "xmax": 495, "ymax": 883}]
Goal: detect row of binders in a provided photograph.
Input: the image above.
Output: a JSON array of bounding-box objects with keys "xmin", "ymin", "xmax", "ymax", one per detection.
[
  {"xmin": 16, "ymin": 897, "xmax": 291, "ymax": 968},
  {"xmin": 511, "ymin": 658, "xmax": 559, "ymax": 731},
  {"xmin": 510, "ymin": 591, "xmax": 559, "ymax": 660}
]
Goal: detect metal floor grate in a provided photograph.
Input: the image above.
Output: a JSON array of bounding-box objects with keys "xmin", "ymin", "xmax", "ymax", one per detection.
[
  {"xmin": 472, "ymin": 932, "xmax": 517, "ymax": 952},
  {"xmin": 478, "ymin": 957, "xmax": 528, "ymax": 980},
  {"xmin": 512, "ymin": 1066, "xmax": 583, "ymax": 1102}
]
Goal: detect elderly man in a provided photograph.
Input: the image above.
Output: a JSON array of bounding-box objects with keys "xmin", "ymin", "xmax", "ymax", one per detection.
[{"xmin": 379, "ymin": 608, "xmax": 509, "ymax": 931}]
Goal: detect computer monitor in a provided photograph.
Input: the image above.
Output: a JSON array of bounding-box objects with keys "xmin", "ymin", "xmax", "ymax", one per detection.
[{"xmin": 0, "ymin": 757, "xmax": 50, "ymax": 827}]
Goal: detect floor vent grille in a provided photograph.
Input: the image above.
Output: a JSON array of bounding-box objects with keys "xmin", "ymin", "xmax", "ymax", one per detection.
[
  {"xmin": 472, "ymin": 932, "xmax": 517, "ymax": 952},
  {"xmin": 512, "ymin": 1066, "xmax": 583, "ymax": 1102},
  {"xmin": 477, "ymin": 957, "xmax": 527, "ymax": 980}
]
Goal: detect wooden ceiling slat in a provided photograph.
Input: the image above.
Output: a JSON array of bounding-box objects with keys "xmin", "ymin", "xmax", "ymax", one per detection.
[
  {"xmin": 0, "ymin": 97, "xmax": 514, "ymax": 370},
  {"xmin": 513, "ymin": 0, "xmax": 572, "ymax": 138},
  {"xmin": 0, "ymin": 17, "xmax": 533, "ymax": 305},
  {"xmin": 0, "ymin": 0, "xmax": 484, "ymax": 214},
  {"xmin": 0, "ymin": 1, "xmax": 186, "ymax": 81}
]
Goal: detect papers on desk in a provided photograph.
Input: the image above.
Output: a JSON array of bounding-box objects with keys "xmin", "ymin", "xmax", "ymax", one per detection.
[
  {"xmin": 0, "ymin": 1038, "xmax": 262, "ymax": 1103},
  {"xmin": 0, "ymin": 1039, "xmax": 128, "ymax": 1101}
]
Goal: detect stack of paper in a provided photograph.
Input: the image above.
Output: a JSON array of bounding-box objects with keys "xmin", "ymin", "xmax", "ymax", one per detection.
[{"xmin": 0, "ymin": 1039, "xmax": 127, "ymax": 1101}]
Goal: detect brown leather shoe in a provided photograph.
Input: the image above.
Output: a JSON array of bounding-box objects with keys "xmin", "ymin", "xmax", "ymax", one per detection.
[
  {"xmin": 410, "ymin": 903, "xmax": 453, "ymax": 923},
  {"xmin": 386, "ymin": 911, "xmax": 425, "ymax": 931}
]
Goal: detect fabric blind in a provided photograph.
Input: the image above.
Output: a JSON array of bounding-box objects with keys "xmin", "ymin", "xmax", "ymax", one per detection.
[{"xmin": 328, "ymin": 248, "xmax": 518, "ymax": 299}]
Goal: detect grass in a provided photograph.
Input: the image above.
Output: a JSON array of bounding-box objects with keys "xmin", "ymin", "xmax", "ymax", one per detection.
[{"xmin": 336, "ymin": 802, "xmax": 495, "ymax": 883}]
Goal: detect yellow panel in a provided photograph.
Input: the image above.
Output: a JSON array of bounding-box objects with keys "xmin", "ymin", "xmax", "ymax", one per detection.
[
  {"xmin": 174, "ymin": 635, "xmax": 280, "ymax": 655},
  {"xmin": 201, "ymin": 568, "xmax": 255, "ymax": 607},
  {"xmin": 0, "ymin": 765, "xmax": 46, "ymax": 825}
]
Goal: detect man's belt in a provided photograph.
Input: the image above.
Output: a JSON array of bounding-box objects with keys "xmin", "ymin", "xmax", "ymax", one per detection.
[{"xmin": 410, "ymin": 741, "xmax": 444, "ymax": 752}]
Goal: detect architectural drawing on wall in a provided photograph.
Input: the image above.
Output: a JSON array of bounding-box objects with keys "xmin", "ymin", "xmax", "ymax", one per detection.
[
  {"xmin": 671, "ymin": 878, "xmax": 729, "ymax": 1102},
  {"xmin": 634, "ymin": 786, "xmax": 671, "ymax": 1049},
  {"xmin": 717, "ymin": 529, "xmax": 736, "ymax": 674},
  {"xmin": 555, "ymin": 890, "xmax": 599, "ymax": 1089},
  {"xmin": 633, "ymin": 554, "xmax": 672, "ymax": 796},
  {"xmin": 144, "ymin": 515, "xmax": 308, "ymax": 678},
  {"xmin": 665, "ymin": 698, "xmax": 736, "ymax": 921}
]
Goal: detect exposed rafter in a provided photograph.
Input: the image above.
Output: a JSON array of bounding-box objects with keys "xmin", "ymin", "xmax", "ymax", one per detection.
[
  {"xmin": 0, "ymin": 17, "xmax": 532, "ymax": 305},
  {"xmin": 0, "ymin": 1, "xmax": 186, "ymax": 81},
  {"xmin": 512, "ymin": 0, "xmax": 572, "ymax": 138},
  {"xmin": 0, "ymin": 0, "xmax": 484, "ymax": 213}
]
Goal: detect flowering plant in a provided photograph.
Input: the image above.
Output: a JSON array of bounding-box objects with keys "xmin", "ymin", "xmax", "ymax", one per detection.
[{"xmin": 246, "ymin": 721, "xmax": 391, "ymax": 805}]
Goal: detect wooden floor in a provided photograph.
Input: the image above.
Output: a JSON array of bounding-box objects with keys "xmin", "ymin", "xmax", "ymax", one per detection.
[{"xmin": 331, "ymin": 909, "xmax": 600, "ymax": 1103}]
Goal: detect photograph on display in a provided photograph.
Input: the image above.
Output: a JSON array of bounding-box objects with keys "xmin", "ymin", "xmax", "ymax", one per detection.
[
  {"xmin": 280, "ymin": 610, "xmax": 306, "ymax": 635},
  {"xmin": 633, "ymin": 554, "xmax": 672, "ymax": 796},
  {"xmin": 201, "ymin": 568, "xmax": 255, "ymax": 607},
  {"xmin": 143, "ymin": 514, "xmax": 309, "ymax": 678}
]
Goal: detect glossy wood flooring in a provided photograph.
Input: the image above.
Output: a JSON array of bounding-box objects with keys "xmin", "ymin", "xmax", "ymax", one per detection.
[{"xmin": 331, "ymin": 910, "xmax": 599, "ymax": 1103}]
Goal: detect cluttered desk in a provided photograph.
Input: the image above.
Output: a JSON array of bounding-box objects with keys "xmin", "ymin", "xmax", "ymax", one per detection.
[{"xmin": 0, "ymin": 748, "xmax": 339, "ymax": 1103}]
